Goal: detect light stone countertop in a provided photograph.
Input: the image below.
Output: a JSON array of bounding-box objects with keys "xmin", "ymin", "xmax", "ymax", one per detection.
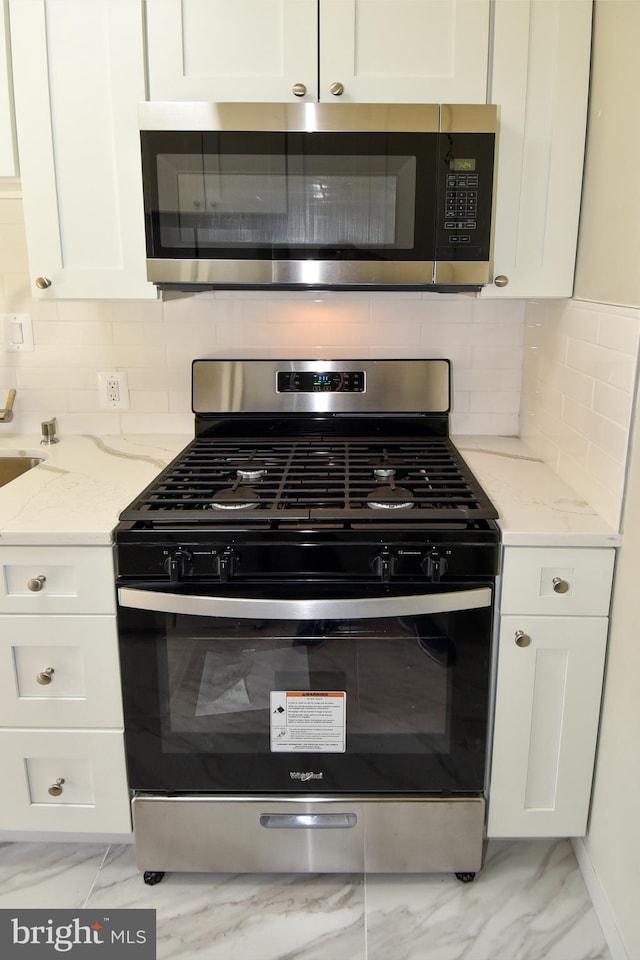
[
  {"xmin": 0, "ymin": 434, "xmax": 188, "ymax": 545},
  {"xmin": 0, "ymin": 432, "xmax": 621, "ymax": 547},
  {"xmin": 455, "ymin": 436, "xmax": 621, "ymax": 547}
]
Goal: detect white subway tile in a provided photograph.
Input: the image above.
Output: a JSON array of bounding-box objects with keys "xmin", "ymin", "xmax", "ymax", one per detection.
[
  {"xmin": 558, "ymin": 303, "xmax": 600, "ymax": 343},
  {"xmin": 597, "ymin": 309, "xmax": 640, "ymax": 355},
  {"xmin": 593, "ymin": 381, "xmax": 634, "ymax": 427},
  {"xmin": 471, "ymin": 345, "xmax": 523, "ymax": 369}
]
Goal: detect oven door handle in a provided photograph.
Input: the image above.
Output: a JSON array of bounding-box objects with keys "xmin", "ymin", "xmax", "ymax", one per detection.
[{"xmin": 117, "ymin": 586, "xmax": 492, "ymax": 620}]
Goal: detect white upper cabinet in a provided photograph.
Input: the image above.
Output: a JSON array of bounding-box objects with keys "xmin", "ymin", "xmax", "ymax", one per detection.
[
  {"xmin": 147, "ymin": 0, "xmax": 319, "ymax": 102},
  {"xmin": 0, "ymin": 0, "xmax": 16, "ymax": 176},
  {"xmin": 9, "ymin": 0, "xmax": 156, "ymax": 300},
  {"xmin": 482, "ymin": 0, "xmax": 592, "ymax": 299},
  {"xmin": 318, "ymin": 0, "xmax": 489, "ymax": 104},
  {"xmin": 145, "ymin": 0, "xmax": 490, "ymax": 104}
]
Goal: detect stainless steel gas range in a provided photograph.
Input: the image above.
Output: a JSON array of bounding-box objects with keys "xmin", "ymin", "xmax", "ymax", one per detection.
[{"xmin": 114, "ymin": 359, "xmax": 500, "ymax": 884}]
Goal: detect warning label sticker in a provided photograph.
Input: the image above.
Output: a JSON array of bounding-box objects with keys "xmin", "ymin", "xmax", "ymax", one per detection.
[{"xmin": 270, "ymin": 691, "xmax": 346, "ymax": 753}]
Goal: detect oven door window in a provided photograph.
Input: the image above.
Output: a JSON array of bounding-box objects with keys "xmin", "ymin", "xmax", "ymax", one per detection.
[
  {"xmin": 141, "ymin": 131, "xmax": 437, "ymax": 262},
  {"xmin": 119, "ymin": 583, "xmax": 493, "ymax": 795}
]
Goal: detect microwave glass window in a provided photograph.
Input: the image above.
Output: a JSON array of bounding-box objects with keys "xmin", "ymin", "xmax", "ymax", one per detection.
[{"xmin": 155, "ymin": 153, "xmax": 417, "ymax": 250}]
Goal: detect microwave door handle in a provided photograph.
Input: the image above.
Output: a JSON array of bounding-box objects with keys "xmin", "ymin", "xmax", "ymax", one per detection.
[{"xmin": 117, "ymin": 586, "xmax": 492, "ymax": 620}]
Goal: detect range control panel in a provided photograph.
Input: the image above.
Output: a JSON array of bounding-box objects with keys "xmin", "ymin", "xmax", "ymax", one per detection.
[{"xmin": 277, "ymin": 371, "xmax": 365, "ymax": 393}]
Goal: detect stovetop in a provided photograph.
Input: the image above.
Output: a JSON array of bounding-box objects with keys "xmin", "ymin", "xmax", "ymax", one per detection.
[{"xmin": 118, "ymin": 433, "xmax": 498, "ymax": 528}]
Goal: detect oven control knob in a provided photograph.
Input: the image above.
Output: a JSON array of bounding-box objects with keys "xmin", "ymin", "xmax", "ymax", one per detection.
[
  {"xmin": 422, "ymin": 549, "xmax": 448, "ymax": 582},
  {"xmin": 165, "ymin": 549, "xmax": 193, "ymax": 583},
  {"xmin": 214, "ymin": 547, "xmax": 238, "ymax": 583},
  {"xmin": 371, "ymin": 549, "xmax": 397, "ymax": 583}
]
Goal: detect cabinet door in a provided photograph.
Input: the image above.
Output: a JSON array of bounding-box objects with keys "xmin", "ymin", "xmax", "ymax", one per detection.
[
  {"xmin": 320, "ymin": 0, "xmax": 490, "ymax": 103},
  {"xmin": 488, "ymin": 615, "xmax": 607, "ymax": 838},
  {"xmin": 9, "ymin": 0, "xmax": 155, "ymax": 299},
  {"xmin": 146, "ymin": 0, "xmax": 318, "ymax": 102},
  {"xmin": 482, "ymin": 0, "xmax": 592, "ymax": 298},
  {"xmin": 0, "ymin": 0, "xmax": 16, "ymax": 176}
]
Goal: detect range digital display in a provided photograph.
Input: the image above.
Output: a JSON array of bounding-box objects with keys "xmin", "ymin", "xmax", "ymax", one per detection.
[{"xmin": 277, "ymin": 371, "xmax": 365, "ymax": 393}]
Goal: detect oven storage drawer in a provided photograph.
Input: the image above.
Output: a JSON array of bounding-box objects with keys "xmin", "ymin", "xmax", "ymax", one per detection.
[{"xmin": 132, "ymin": 794, "xmax": 485, "ymax": 875}]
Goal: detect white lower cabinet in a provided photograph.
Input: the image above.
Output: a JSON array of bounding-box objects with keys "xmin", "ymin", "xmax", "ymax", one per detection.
[
  {"xmin": 488, "ymin": 547, "xmax": 615, "ymax": 837},
  {"xmin": 0, "ymin": 546, "xmax": 131, "ymax": 836},
  {"xmin": 0, "ymin": 729, "xmax": 130, "ymax": 833}
]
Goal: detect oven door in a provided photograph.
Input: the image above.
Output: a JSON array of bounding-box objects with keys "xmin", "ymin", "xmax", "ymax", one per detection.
[{"xmin": 117, "ymin": 580, "xmax": 494, "ymax": 795}]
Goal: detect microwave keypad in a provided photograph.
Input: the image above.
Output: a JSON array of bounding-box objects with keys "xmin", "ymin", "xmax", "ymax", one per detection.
[{"xmin": 445, "ymin": 173, "xmax": 478, "ymax": 243}]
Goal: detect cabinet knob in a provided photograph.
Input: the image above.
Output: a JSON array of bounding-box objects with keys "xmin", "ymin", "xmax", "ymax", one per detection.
[
  {"xmin": 37, "ymin": 667, "xmax": 55, "ymax": 685},
  {"xmin": 291, "ymin": 82, "xmax": 307, "ymax": 97},
  {"xmin": 48, "ymin": 778, "xmax": 65, "ymax": 797},
  {"xmin": 35, "ymin": 277, "xmax": 52, "ymax": 289},
  {"xmin": 494, "ymin": 275, "xmax": 509, "ymax": 288},
  {"xmin": 552, "ymin": 577, "xmax": 570, "ymax": 594},
  {"xmin": 514, "ymin": 629, "xmax": 531, "ymax": 648},
  {"xmin": 27, "ymin": 575, "xmax": 47, "ymax": 592},
  {"xmin": 329, "ymin": 81, "xmax": 344, "ymax": 97}
]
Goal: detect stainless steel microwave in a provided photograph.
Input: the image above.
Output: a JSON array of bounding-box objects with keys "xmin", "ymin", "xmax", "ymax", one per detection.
[{"xmin": 138, "ymin": 102, "xmax": 497, "ymax": 292}]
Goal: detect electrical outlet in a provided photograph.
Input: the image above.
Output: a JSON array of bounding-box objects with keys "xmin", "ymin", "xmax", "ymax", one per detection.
[{"xmin": 98, "ymin": 371, "xmax": 129, "ymax": 410}]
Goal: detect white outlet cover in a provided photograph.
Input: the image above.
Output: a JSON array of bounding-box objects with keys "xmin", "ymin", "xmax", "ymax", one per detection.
[
  {"xmin": 2, "ymin": 314, "xmax": 34, "ymax": 352},
  {"xmin": 97, "ymin": 371, "xmax": 129, "ymax": 410}
]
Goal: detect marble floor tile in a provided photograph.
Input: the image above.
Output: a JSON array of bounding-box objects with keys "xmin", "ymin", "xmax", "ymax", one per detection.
[
  {"xmin": 0, "ymin": 838, "xmax": 611, "ymax": 960},
  {"xmin": 365, "ymin": 839, "xmax": 611, "ymax": 960},
  {"xmin": 0, "ymin": 841, "xmax": 108, "ymax": 908},
  {"xmin": 85, "ymin": 844, "xmax": 366, "ymax": 960}
]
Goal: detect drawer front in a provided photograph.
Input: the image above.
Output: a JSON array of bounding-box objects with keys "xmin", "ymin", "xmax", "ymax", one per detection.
[
  {"xmin": 0, "ymin": 616, "xmax": 122, "ymax": 727},
  {"xmin": 0, "ymin": 546, "xmax": 115, "ymax": 614},
  {"xmin": 500, "ymin": 547, "xmax": 615, "ymax": 616},
  {"xmin": 0, "ymin": 729, "xmax": 131, "ymax": 834}
]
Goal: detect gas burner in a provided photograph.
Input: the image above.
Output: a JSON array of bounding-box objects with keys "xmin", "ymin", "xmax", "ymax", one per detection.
[
  {"xmin": 373, "ymin": 466, "xmax": 396, "ymax": 481},
  {"xmin": 209, "ymin": 486, "xmax": 260, "ymax": 510},
  {"xmin": 366, "ymin": 485, "xmax": 414, "ymax": 510},
  {"xmin": 236, "ymin": 465, "xmax": 267, "ymax": 482}
]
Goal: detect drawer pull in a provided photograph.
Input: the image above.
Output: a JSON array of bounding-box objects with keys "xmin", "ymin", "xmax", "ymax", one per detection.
[
  {"xmin": 48, "ymin": 778, "xmax": 65, "ymax": 797},
  {"xmin": 260, "ymin": 813, "xmax": 357, "ymax": 829},
  {"xmin": 27, "ymin": 575, "xmax": 47, "ymax": 592},
  {"xmin": 36, "ymin": 667, "xmax": 55, "ymax": 685},
  {"xmin": 515, "ymin": 630, "xmax": 531, "ymax": 648},
  {"xmin": 552, "ymin": 577, "xmax": 569, "ymax": 594}
]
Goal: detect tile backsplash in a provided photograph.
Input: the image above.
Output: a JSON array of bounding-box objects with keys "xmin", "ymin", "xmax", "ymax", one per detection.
[
  {"xmin": 521, "ymin": 298, "xmax": 640, "ymax": 529},
  {"xmin": 0, "ymin": 196, "xmax": 524, "ymax": 437}
]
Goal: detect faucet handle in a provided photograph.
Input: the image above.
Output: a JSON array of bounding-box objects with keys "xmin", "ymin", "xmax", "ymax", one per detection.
[
  {"xmin": 41, "ymin": 417, "xmax": 59, "ymax": 445},
  {"xmin": 0, "ymin": 388, "xmax": 16, "ymax": 422}
]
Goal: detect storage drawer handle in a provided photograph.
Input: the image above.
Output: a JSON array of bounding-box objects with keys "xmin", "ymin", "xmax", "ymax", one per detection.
[
  {"xmin": 36, "ymin": 667, "xmax": 55, "ymax": 685},
  {"xmin": 260, "ymin": 813, "xmax": 357, "ymax": 829},
  {"xmin": 27, "ymin": 575, "xmax": 46, "ymax": 592},
  {"xmin": 48, "ymin": 778, "xmax": 65, "ymax": 797},
  {"xmin": 552, "ymin": 577, "xmax": 569, "ymax": 594}
]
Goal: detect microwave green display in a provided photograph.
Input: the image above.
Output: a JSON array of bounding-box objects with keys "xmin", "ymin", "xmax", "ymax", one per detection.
[{"xmin": 450, "ymin": 159, "xmax": 476, "ymax": 171}]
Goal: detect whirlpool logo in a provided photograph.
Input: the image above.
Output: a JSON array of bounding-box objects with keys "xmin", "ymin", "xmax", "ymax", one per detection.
[
  {"xmin": 289, "ymin": 771, "xmax": 323, "ymax": 781},
  {"xmin": 1, "ymin": 909, "xmax": 156, "ymax": 958}
]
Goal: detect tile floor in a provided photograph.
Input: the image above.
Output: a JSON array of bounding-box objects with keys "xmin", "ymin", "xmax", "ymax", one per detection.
[{"xmin": 0, "ymin": 838, "xmax": 611, "ymax": 960}]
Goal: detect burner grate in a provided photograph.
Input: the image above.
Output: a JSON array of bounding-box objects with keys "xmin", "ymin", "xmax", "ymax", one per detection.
[{"xmin": 119, "ymin": 437, "xmax": 498, "ymax": 524}]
